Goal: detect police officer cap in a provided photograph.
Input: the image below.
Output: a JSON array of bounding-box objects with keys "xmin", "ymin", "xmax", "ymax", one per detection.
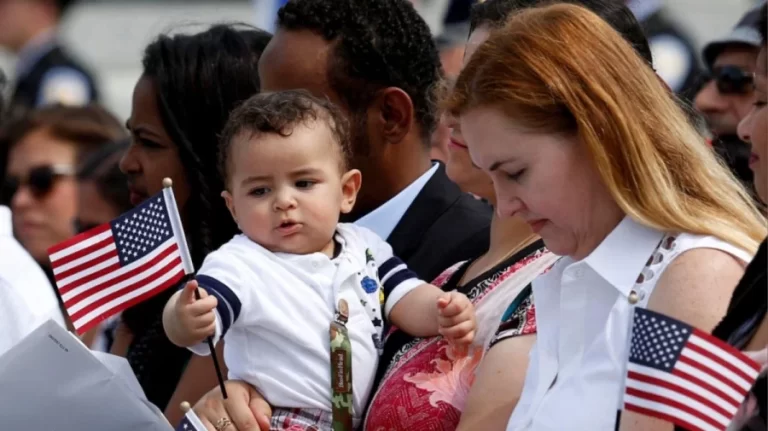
[{"xmin": 702, "ymin": 1, "xmax": 766, "ymax": 69}]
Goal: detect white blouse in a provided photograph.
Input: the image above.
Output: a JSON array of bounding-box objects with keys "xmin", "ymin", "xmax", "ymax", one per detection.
[{"xmin": 506, "ymin": 216, "xmax": 752, "ymax": 430}]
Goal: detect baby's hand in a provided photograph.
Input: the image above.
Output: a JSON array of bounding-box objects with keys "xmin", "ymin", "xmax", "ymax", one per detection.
[
  {"xmin": 173, "ymin": 279, "xmax": 218, "ymax": 346},
  {"xmin": 437, "ymin": 292, "xmax": 476, "ymax": 346}
]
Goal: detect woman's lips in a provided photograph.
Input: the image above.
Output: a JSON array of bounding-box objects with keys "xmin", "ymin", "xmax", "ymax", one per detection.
[
  {"xmin": 749, "ymin": 153, "xmax": 760, "ymax": 167},
  {"xmin": 448, "ymin": 138, "xmax": 468, "ymax": 150},
  {"xmin": 129, "ymin": 191, "xmax": 147, "ymax": 206},
  {"xmin": 527, "ymin": 219, "xmax": 547, "ymax": 233}
]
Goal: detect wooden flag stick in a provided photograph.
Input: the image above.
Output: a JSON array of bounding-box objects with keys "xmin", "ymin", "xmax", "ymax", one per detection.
[{"xmin": 164, "ymin": 177, "xmax": 228, "ymax": 399}]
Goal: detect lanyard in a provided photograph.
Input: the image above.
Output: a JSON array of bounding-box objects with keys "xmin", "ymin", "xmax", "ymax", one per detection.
[{"xmin": 330, "ymin": 298, "xmax": 353, "ymax": 431}]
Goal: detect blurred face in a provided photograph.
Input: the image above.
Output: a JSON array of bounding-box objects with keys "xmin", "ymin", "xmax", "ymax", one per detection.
[
  {"xmin": 694, "ymin": 47, "xmax": 758, "ymax": 136},
  {"xmin": 444, "ymin": 117, "xmax": 495, "ymax": 203},
  {"xmin": 6, "ymin": 128, "xmax": 78, "ymax": 263},
  {"xmin": 121, "ymin": 76, "xmax": 190, "ymax": 212},
  {"xmin": 76, "ymin": 181, "xmax": 122, "ymax": 234},
  {"xmin": 222, "ymin": 122, "xmax": 361, "ymax": 256},
  {"xmin": 444, "ymin": 25, "xmax": 495, "ymax": 202},
  {"xmin": 738, "ymin": 46, "xmax": 768, "ymax": 202},
  {"xmin": 461, "ymin": 107, "xmax": 622, "ymax": 259},
  {"xmin": 0, "ymin": 0, "xmax": 38, "ymax": 51}
]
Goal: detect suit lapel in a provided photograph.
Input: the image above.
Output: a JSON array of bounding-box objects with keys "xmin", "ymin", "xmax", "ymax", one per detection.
[{"xmin": 387, "ymin": 163, "xmax": 462, "ymax": 261}]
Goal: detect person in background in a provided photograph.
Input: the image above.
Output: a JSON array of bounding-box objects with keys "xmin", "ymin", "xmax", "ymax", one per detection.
[
  {"xmin": 626, "ymin": 0, "xmax": 700, "ymax": 101},
  {"xmin": 0, "ymin": 69, "xmax": 66, "ymax": 357},
  {"xmin": 694, "ymin": 2, "xmax": 765, "ymax": 192},
  {"xmin": 75, "ymin": 139, "xmax": 131, "ymax": 351},
  {"xmin": 446, "ymin": 4, "xmax": 765, "ymax": 429},
  {"xmin": 714, "ymin": 4, "xmax": 768, "ymax": 429},
  {"xmin": 0, "ymin": 0, "xmax": 100, "ymax": 188},
  {"xmin": 115, "ymin": 24, "xmax": 272, "ymax": 423},
  {"xmin": 431, "ymin": 0, "xmax": 473, "ymax": 163},
  {"xmin": 0, "ymin": 104, "xmax": 124, "ymax": 283},
  {"xmin": 0, "ymin": 0, "xmax": 98, "ymax": 111}
]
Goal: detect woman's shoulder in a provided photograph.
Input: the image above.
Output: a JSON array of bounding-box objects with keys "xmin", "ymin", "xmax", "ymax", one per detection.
[{"xmin": 670, "ymin": 231, "xmax": 753, "ymax": 264}]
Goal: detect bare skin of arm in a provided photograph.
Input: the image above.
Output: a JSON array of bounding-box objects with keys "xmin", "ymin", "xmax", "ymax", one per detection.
[
  {"xmin": 619, "ymin": 248, "xmax": 744, "ymax": 431},
  {"xmin": 164, "ymin": 342, "xmax": 228, "ymax": 425},
  {"xmin": 456, "ymin": 334, "xmax": 536, "ymax": 431}
]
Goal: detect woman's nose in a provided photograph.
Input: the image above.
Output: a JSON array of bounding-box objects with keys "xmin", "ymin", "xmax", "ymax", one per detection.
[{"xmin": 119, "ymin": 143, "xmax": 140, "ymax": 175}]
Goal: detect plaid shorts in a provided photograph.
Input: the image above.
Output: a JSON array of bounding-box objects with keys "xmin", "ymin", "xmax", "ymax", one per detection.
[{"xmin": 270, "ymin": 408, "xmax": 333, "ymax": 431}]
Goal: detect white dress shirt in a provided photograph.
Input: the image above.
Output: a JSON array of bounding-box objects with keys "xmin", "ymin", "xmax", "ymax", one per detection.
[
  {"xmin": 506, "ymin": 216, "xmax": 752, "ymax": 430},
  {"xmin": 355, "ymin": 163, "xmax": 438, "ymax": 240},
  {"xmin": 190, "ymin": 224, "xmax": 424, "ymax": 423},
  {"xmin": 0, "ymin": 206, "xmax": 66, "ymax": 357}
]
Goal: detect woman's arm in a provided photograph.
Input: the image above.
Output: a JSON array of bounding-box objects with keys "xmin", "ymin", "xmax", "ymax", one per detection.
[
  {"xmin": 456, "ymin": 334, "xmax": 536, "ymax": 431},
  {"xmin": 164, "ymin": 342, "xmax": 229, "ymax": 425},
  {"xmin": 619, "ymin": 248, "xmax": 744, "ymax": 431}
]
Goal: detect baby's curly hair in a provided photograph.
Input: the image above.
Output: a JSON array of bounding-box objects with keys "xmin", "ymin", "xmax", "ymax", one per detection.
[{"xmin": 219, "ymin": 90, "xmax": 352, "ymax": 184}]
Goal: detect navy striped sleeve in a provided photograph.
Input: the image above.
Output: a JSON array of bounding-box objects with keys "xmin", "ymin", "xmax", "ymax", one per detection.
[
  {"xmin": 378, "ymin": 256, "xmax": 418, "ymax": 299},
  {"xmin": 196, "ymin": 275, "xmax": 242, "ymax": 337}
]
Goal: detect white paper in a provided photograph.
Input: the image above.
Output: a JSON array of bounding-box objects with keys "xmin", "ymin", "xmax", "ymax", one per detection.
[{"xmin": 0, "ymin": 319, "xmax": 173, "ymax": 430}]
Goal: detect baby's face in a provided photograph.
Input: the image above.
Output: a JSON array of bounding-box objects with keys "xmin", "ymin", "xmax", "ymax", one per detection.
[{"xmin": 223, "ymin": 122, "xmax": 360, "ymax": 255}]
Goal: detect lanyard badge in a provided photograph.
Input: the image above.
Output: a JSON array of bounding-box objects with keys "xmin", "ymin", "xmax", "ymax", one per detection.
[{"xmin": 330, "ymin": 298, "xmax": 353, "ymax": 431}]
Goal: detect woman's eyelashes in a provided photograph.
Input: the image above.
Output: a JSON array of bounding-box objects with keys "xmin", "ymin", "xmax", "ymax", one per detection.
[{"xmin": 504, "ymin": 168, "xmax": 526, "ymax": 182}]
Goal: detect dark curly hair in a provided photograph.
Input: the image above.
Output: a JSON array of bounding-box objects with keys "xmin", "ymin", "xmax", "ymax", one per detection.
[
  {"xmin": 277, "ymin": 0, "xmax": 442, "ymax": 143},
  {"xmin": 470, "ymin": 0, "xmax": 653, "ymax": 66},
  {"xmin": 219, "ymin": 90, "xmax": 351, "ymax": 184},
  {"xmin": 141, "ymin": 23, "xmax": 272, "ymax": 269},
  {"xmin": 760, "ymin": 3, "xmax": 767, "ymax": 45}
]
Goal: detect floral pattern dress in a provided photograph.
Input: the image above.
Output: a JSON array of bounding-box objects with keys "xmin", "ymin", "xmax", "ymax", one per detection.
[{"xmin": 363, "ymin": 241, "xmax": 550, "ymax": 431}]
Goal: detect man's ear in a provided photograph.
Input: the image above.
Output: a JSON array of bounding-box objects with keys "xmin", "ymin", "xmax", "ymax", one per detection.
[
  {"xmin": 370, "ymin": 87, "xmax": 414, "ymax": 145},
  {"xmin": 339, "ymin": 169, "xmax": 362, "ymax": 214},
  {"xmin": 221, "ymin": 190, "xmax": 238, "ymax": 225}
]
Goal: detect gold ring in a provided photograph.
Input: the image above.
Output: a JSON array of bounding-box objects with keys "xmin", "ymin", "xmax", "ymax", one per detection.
[{"xmin": 214, "ymin": 417, "xmax": 232, "ymax": 431}]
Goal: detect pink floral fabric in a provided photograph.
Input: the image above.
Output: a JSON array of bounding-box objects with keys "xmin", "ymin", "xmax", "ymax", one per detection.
[{"xmin": 364, "ymin": 248, "xmax": 544, "ymax": 431}]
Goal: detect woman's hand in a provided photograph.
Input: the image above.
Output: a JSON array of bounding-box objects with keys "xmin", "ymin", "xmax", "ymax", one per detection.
[{"xmin": 192, "ymin": 380, "xmax": 272, "ymax": 431}]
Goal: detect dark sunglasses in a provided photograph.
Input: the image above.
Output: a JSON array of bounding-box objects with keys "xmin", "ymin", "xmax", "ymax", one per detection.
[
  {"xmin": 702, "ymin": 65, "xmax": 755, "ymax": 95},
  {"xmin": 1, "ymin": 164, "xmax": 75, "ymax": 202}
]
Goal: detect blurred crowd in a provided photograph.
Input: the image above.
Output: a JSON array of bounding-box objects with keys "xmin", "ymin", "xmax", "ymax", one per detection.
[{"xmin": 0, "ymin": 0, "xmax": 766, "ymax": 431}]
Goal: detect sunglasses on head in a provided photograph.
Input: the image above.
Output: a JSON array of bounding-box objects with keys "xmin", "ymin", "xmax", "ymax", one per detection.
[
  {"xmin": 1, "ymin": 164, "xmax": 76, "ymax": 202},
  {"xmin": 702, "ymin": 65, "xmax": 755, "ymax": 95}
]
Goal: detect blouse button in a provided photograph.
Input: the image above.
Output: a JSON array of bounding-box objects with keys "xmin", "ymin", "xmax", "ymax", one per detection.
[{"xmin": 628, "ymin": 290, "xmax": 640, "ymax": 305}]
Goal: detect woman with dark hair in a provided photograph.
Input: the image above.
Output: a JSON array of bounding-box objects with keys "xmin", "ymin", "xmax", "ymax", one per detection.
[
  {"xmin": 1, "ymin": 104, "xmax": 126, "ymax": 331},
  {"xmin": 714, "ymin": 5, "xmax": 768, "ymax": 430},
  {"xmin": 113, "ymin": 23, "xmax": 272, "ymax": 421}
]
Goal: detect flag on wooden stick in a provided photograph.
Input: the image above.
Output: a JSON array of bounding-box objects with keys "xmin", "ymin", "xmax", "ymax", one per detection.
[{"xmin": 48, "ymin": 185, "xmax": 193, "ymax": 334}]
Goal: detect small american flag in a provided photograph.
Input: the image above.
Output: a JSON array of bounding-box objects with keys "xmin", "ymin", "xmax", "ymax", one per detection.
[
  {"xmin": 48, "ymin": 188, "xmax": 193, "ymax": 334},
  {"xmin": 176, "ymin": 409, "xmax": 206, "ymax": 431},
  {"xmin": 621, "ymin": 308, "xmax": 761, "ymax": 431}
]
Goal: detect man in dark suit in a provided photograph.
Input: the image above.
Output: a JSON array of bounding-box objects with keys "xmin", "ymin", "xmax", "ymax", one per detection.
[
  {"xmin": 258, "ymin": 0, "xmax": 492, "ymax": 285},
  {"xmin": 0, "ymin": 0, "xmax": 99, "ymax": 112},
  {"xmin": 258, "ymin": 0, "xmax": 491, "ymax": 386}
]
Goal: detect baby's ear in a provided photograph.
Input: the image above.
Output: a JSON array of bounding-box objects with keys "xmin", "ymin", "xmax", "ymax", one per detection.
[
  {"xmin": 221, "ymin": 190, "xmax": 238, "ymax": 223},
  {"xmin": 340, "ymin": 169, "xmax": 362, "ymax": 214}
]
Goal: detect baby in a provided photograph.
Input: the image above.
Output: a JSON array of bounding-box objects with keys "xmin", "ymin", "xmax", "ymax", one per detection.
[{"xmin": 162, "ymin": 90, "xmax": 475, "ymax": 430}]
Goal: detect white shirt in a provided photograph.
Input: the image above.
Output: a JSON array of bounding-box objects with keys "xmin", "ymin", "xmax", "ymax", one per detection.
[
  {"xmin": 506, "ymin": 216, "xmax": 752, "ymax": 430},
  {"xmin": 190, "ymin": 224, "xmax": 424, "ymax": 422},
  {"xmin": 355, "ymin": 163, "xmax": 438, "ymax": 240},
  {"xmin": 0, "ymin": 206, "xmax": 66, "ymax": 357}
]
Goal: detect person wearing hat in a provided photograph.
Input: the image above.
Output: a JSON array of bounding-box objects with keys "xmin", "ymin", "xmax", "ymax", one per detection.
[
  {"xmin": 0, "ymin": 0, "xmax": 99, "ymax": 113},
  {"xmin": 694, "ymin": 1, "xmax": 765, "ymax": 193}
]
